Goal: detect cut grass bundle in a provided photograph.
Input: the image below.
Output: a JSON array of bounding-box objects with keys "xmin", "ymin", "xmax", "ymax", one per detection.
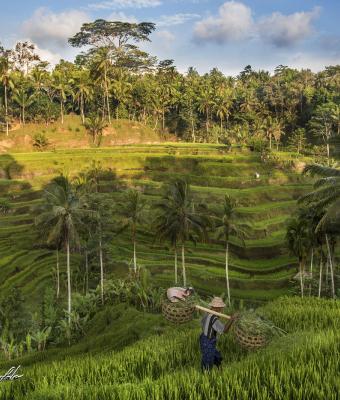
[{"xmin": 233, "ymin": 310, "xmax": 287, "ymax": 350}]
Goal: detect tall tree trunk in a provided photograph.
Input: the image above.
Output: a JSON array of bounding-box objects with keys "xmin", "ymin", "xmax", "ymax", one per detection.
[
  {"xmin": 133, "ymin": 240, "xmax": 137, "ymax": 273},
  {"xmin": 325, "ymin": 257, "xmax": 329, "ymax": 291},
  {"xmin": 318, "ymin": 253, "xmax": 323, "ymax": 298},
  {"xmin": 325, "ymin": 234, "xmax": 335, "ymax": 298},
  {"xmin": 85, "ymin": 249, "xmax": 89, "ymax": 295},
  {"xmin": 309, "ymin": 247, "xmax": 314, "ymax": 296},
  {"xmin": 326, "ymin": 142, "xmax": 330, "ymax": 166},
  {"xmin": 60, "ymin": 100, "xmax": 64, "ymax": 124},
  {"xmin": 99, "ymin": 234, "xmax": 104, "ymax": 305},
  {"xmin": 190, "ymin": 108, "xmax": 195, "ymax": 143},
  {"xmin": 104, "ymin": 65, "xmax": 111, "ymax": 124},
  {"xmin": 22, "ymin": 103, "xmax": 25, "ymax": 125},
  {"xmin": 56, "ymin": 249, "xmax": 60, "ymax": 299},
  {"xmin": 66, "ymin": 238, "xmax": 71, "ymax": 325},
  {"xmin": 162, "ymin": 109, "xmax": 165, "ymax": 131},
  {"xmin": 206, "ymin": 107, "xmax": 209, "ymax": 135},
  {"xmin": 174, "ymin": 248, "xmax": 178, "ymax": 284},
  {"xmin": 181, "ymin": 244, "xmax": 186, "ymax": 287},
  {"xmin": 225, "ymin": 241, "xmax": 231, "ymax": 306},
  {"xmin": 299, "ymin": 258, "xmax": 304, "ymax": 298},
  {"xmin": 5, "ymin": 84, "xmax": 9, "ymax": 136},
  {"xmin": 81, "ymin": 92, "xmax": 85, "ymax": 124}
]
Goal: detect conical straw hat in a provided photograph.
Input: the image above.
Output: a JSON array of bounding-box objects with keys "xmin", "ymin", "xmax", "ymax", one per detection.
[{"xmin": 209, "ymin": 297, "xmax": 226, "ymax": 308}]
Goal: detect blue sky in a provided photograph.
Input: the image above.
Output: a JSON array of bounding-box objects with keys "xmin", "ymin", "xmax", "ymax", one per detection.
[{"xmin": 0, "ymin": 0, "xmax": 339, "ymax": 75}]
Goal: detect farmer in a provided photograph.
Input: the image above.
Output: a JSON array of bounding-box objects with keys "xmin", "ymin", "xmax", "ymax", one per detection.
[
  {"xmin": 167, "ymin": 286, "xmax": 194, "ymax": 303},
  {"xmin": 199, "ymin": 297, "xmax": 237, "ymax": 371}
]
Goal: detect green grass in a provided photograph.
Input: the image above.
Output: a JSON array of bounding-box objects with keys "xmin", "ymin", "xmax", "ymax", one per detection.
[{"xmin": 0, "ymin": 297, "xmax": 338, "ymax": 400}]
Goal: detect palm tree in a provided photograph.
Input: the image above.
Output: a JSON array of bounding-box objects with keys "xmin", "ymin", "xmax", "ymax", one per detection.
[
  {"xmin": 35, "ymin": 176, "xmax": 87, "ymax": 324},
  {"xmin": 84, "ymin": 114, "xmax": 107, "ymax": 147},
  {"xmin": 31, "ymin": 68, "xmax": 47, "ymax": 98},
  {"xmin": 52, "ymin": 71, "xmax": 73, "ymax": 124},
  {"xmin": 0, "ymin": 199, "xmax": 10, "ymax": 215},
  {"xmin": 286, "ymin": 217, "xmax": 310, "ymax": 297},
  {"xmin": 111, "ymin": 75, "xmax": 132, "ymax": 120},
  {"xmin": 264, "ymin": 116, "xmax": 282, "ymax": 150},
  {"xmin": 299, "ymin": 164, "xmax": 340, "ymax": 298},
  {"xmin": 301, "ymin": 164, "xmax": 340, "ymax": 230},
  {"xmin": 74, "ymin": 168, "xmax": 113, "ymax": 304},
  {"xmin": 12, "ymin": 87, "xmax": 35, "ymax": 125},
  {"xmin": 296, "ymin": 205, "xmax": 325, "ymax": 296},
  {"xmin": 0, "ymin": 55, "xmax": 14, "ymax": 136},
  {"xmin": 154, "ymin": 206, "xmax": 180, "ymax": 284},
  {"xmin": 73, "ymin": 70, "xmax": 93, "ymax": 124},
  {"xmin": 309, "ymin": 103, "xmax": 337, "ymax": 164},
  {"xmin": 117, "ymin": 189, "xmax": 146, "ymax": 274},
  {"xmin": 91, "ymin": 47, "xmax": 112, "ymax": 123},
  {"xmin": 214, "ymin": 195, "xmax": 248, "ymax": 306},
  {"xmin": 154, "ymin": 180, "xmax": 208, "ymax": 287},
  {"xmin": 197, "ymin": 85, "xmax": 214, "ymax": 136}
]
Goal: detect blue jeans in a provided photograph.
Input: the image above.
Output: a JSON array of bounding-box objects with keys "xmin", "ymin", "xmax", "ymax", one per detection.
[{"xmin": 199, "ymin": 333, "xmax": 223, "ymax": 371}]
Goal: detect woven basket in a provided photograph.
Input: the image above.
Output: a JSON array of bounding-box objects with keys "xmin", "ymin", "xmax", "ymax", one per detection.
[
  {"xmin": 162, "ymin": 301, "xmax": 195, "ymax": 324},
  {"xmin": 233, "ymin": 324, "xmax": 268, "ymax": 350}
]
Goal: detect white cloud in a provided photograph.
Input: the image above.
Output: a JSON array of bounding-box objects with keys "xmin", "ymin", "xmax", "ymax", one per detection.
[
  {"xmin": 194, "ymin": 1, "xmax": 253, "ymax": 44},
  {"xmin": 108, "ymin": 11, "xmax": 138, "ymax": 23},
  {"xmin": 88, "ymin": 0, "xmax": 161, "ymax": 10},
  {"xmin": 157, "ymin": 13, "xmax": 200, "ymax": 27},
  {"xmin": 193, "ymin": 2, "xmax": 320, "ymax": 48},
  {"xmin": 156, "ymin": 30, "xmax": 175, "ymax": 43},
  {"xmin": 34, "ymin": 44, "xmax": 62, "ymax": 67},
  {"xmin": 22, "ymin": 8, "xmax": 89, "ymax": 48},
  {"xmin": 288, "ymin": 52, "xmax": 340, "ymax": 72},
  {"xmin": 257, "ymin": 7, "xmax": 321, "ymax": 47}
]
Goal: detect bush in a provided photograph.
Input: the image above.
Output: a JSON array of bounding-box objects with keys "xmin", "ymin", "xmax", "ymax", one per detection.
[{"xmin": 33, "ymin": 133, "xmax": 49, "ymax": 151}]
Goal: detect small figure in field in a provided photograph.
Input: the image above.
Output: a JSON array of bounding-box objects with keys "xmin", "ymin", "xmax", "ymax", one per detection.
[
  {"xmin": 200, "ymin": 297, "xmax": 237, "ymax": 371},
  {"xmin": 167, "ymin": 287, "xmax": 194, "ymax": 303}
]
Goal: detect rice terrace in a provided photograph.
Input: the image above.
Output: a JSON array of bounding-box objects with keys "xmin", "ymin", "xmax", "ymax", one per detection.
[{"xmin": 0, "ymin": 1, "xmax": 339, "ymax": 399}]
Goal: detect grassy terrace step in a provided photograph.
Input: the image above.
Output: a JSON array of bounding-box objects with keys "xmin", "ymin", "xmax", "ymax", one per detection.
[{"xmin": 0, "ymin": 146, "xmax": 312, "ymax": 303}]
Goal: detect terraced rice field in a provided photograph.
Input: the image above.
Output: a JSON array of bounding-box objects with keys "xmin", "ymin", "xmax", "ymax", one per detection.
[{"xmin": 0, "ymin": 144, "xmax": 313, "ymax": 306}]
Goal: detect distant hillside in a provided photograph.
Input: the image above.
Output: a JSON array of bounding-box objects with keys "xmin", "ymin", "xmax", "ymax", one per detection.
[{"xmin": 0, "ymin": 115, "xmax": 166, "ymax": 152}]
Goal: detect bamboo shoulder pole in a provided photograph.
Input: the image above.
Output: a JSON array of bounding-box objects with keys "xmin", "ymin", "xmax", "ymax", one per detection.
[{"xmin": 195, "ymin": 305, "xmax": 231, "ymax": 320}]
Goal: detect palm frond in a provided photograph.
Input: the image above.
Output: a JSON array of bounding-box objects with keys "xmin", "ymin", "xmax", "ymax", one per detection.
[
  {"xmin": 303, "ymin": 164, "xmax": 340, "ymax": 178},
  {"xmin": 313, "ymin": 176, "xmax": 340, "ymax": 188}
]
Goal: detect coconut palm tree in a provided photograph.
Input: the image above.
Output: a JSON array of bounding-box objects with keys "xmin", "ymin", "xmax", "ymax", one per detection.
[
  {"xmin": 286, "ymin": 216, "xmax": 310, "ymax": 297},
  {"xmin": 197, "ymin": 85, "xmax": 214, "ymax": 136},
  {"xmin": 154, "ymin": 207, "xmax": 180, "ymax": 284},
  {"xmin": 117, "ymin": 189, "xmax": 146, "ymax": 274},
  {"xmin": 52, "ymin": 71, "xmax": 73, "ymax": 124},
  {"xmin": 154, "ymin": 179, "xmax": 208, "ymax": 287},
  {"xmin": 35, "ymin": 176, "xmax": 88, "ymax": 324},
  {"xmin": 111, "ymin": 74, "xmax": 132, "ymax": 120},
  {"xmin": 73, "ymin": 70, "xmax": 93, "ymax": 124},
  {"xmin": 296, "ymin": 205, "xmax": 325, "ymax": 296},
  {"xmin": 299, "ymin": 164, "xmax": 340, "ymax": 298},
  {"xmin": 0, "ymin": 54, "xmax": 14, "ymax": 136},
  {"xmin": 91, "ymin": 47, "xmax": 112, "ymax": 123},
  {"xmin": 74, "ymin": 169, "xmax": 113, "ymax": 304},
  {"xmin": 84, "ymin": 114, "xmax": 107, "ymax": 147},
  {"xmin": 12, "ymin": 86, "xmax": 35, "ymax": 125},
  {"xmin": 214, "ymin": 194, "xmax": 249, "ymax": 306},
  {"xmin": 301, "ymin": 164, "xmax": 340, "ymax": 229}
]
